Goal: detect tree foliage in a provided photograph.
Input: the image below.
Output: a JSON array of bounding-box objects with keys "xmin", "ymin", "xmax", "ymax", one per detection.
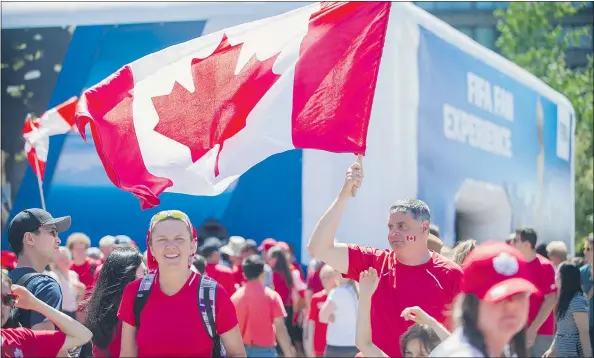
[{"xmin": 495, "ymin": 2, "xmax": 593, "ymax": 248}]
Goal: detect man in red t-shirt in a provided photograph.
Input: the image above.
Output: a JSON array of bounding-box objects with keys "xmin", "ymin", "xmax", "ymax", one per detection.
[
  {"xmin": 66, "ymin": 233, "xmax": 99, "ymax": 323},
  {"xmin": 234, "ymin": 240, "xmax": 259, "ymax": 286},
  {"xmin": 306, "ymin": 159, "xmax": 463, "ymax": 358},
  {"xmin": 512, "ymin": 227, "xmax": 557, "ymax": 357},
  {"xmin": 231, "ymin": 255, "xmax": 295, "ymax": 357},
  {"xmin": 200, "ymin": 240, "xmax": 237, "ymax": 295}
]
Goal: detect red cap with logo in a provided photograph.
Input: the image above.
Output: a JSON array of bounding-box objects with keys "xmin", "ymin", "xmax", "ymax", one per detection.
[
  {"xmin": 276, "ymin": 241, "xmax": 290, "ymax": 253},
  {"xmin": 258, "ymin": 238, "xmax": 277, "ymax": 252},
  {"xmin": 461, "ymin": 241, "xmax": 539, "ymax": 303}
]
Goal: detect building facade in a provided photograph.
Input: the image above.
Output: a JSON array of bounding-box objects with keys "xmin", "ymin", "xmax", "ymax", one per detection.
[{"xmin": 414, "ymin": 1, "xmax": 593, "ymax": 68}]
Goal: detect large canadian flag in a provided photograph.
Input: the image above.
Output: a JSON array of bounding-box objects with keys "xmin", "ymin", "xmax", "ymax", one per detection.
[
  {"xmin": 76, "ymin": 2, "xmax": 391, "ymax": 209},
  {"xmin": 23, "ymin": 97, "xmax": 78, "ymax": 180}
]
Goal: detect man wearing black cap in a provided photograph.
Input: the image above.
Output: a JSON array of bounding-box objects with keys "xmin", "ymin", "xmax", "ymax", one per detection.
[{"xmin": 6, "ymin": 208, "xmax": 71, "ymax": 331}]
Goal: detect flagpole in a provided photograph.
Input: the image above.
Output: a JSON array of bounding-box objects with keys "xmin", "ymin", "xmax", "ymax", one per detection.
[
  {"xmin": 25, "ymin": 134, "xmax": 47, "ymax": 211},
  {"xmin": 32, "ymin": 153, "xmax": 46, "ymax": 211}
]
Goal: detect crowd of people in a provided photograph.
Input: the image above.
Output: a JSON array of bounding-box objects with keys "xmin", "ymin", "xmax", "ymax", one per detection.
[{"xmin": 0, "ymin": 160, "xmax": 593, "ymax": 358}]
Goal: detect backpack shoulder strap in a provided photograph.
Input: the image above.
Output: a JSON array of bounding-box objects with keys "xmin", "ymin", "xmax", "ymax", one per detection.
[
  {"xmin": 198, "ymin": 275, "xmax": 226, "ymax": 358},
  {"xmin": 16, "ymin": 272, "xmax": 42, "ymax": 287},
  {"xmin": 11, "ymin": 272, "xmax": 54, "ymax": 328},
  {"xmin": 133, "ymin": 273, "xmax": 156, "ymax": 329}
]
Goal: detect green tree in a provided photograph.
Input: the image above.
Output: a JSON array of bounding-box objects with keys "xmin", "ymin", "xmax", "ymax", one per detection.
[{"xmin": 495, "ymin": 2, "xmax": 593, "ymax": 250}]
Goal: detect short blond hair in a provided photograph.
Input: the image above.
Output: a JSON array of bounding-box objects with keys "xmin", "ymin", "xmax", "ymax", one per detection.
[
  {"xmin": 58, "ymin": 246, "xmax": 72, "ymax": 260},
  {"xmin": 546, "ymin": 241, "xmax": 568, "ymax": 261},
  {"xmin": 66, "ymin": 232, "xmax": 91, "ymax": 250},
  {"xmin": 98, "ymin": 235, "xmax": 116, "ymax": 248},
  {"xmin": 320, "ymin": 264, "xmax": 338, "ymax": 279}
]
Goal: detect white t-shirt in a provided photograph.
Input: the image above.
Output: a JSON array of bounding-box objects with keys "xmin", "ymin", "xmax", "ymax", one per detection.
[
  {"xmin": 430, "ymin": 328, "xmax": 514, "ymax": 357},
  {"xmin": 48, "ymin": 270, "xmax": 80, "ymax": 312},
  {"xmin": 325, "ymin": 284, "xmax": 358, "ymax": 347}
]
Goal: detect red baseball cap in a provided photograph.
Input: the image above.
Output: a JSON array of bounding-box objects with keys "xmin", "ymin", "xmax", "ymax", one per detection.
[
  {"xmin": 276, "ymin": 241, "xmax": 290, "ymax": 253},
  {"xmin": 1, "ymin": 250, "xmax": 17, "ymax": 270},
  {"xmin": 461, "ymin": 241, "xmax": 539, "ymax": 303},
  {"xmin": 258, "ymin": 238, "xmax": 277, "ymax": 252}
]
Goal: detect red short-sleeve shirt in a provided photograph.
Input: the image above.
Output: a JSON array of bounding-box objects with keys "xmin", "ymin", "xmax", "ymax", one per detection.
[
  {"xmin": 117, "ymin": 271, "xmax": 238, "ymax": 357},
  {"xmin": 526, "ymin": 254, "xmax": 557, "ymax": 335},
  {"xmin": 206, "ymin": 263, "xmax": 238, "ymax": 295},
  {"xmin": 308, "ymin": 290, "xmax": 329, "ymax": 356},
  {"xmin": 231, "ymin": 281, "xmax": 287, "ymax": 347},
  {"xmin": 1, "ymin": 328, "xmax": 66, "ymax": 358},
  {"xmin": 306, "ymin": 264, "xmax": 325, "ymax": 295},
  {"xmin": 233, "ymin": 265, "xmax": 247, "ymax": 286},
  {"xmin": 344, "ymin": 244, "xmax": 463, "ymax": 358},
  {"xmin": 70, "ymin": 258, "xmax": 98, "ymax": 290}
]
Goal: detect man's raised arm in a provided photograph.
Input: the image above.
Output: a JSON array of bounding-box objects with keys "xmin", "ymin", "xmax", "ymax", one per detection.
[{"xmin": 307, "ymin": 158, "xmax": 362, "ymax": 274}]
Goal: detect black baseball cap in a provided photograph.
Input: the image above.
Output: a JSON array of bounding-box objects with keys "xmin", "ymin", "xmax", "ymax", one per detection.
[
  {"xmin": 199, "ymin": 237, "xmax": 222, "ymax": 257},
  {"xmin": 8, "ymin": 208, "xmax": 71, "ymax": 249},
  {"xmin": 241, "ymin": 239, "xmax": 258, "ymax": 254}
]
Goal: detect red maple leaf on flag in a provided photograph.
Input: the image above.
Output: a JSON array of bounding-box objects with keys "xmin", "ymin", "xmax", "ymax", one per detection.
[{"xmin": 152, "ymin": 34, "xmax": 281, "ymax": 177}]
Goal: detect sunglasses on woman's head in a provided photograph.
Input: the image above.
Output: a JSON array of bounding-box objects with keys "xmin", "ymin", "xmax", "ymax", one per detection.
[
  {"xmin": 150, "ymin": 210, "xmax": 191, "ymax": 229},
  {"xmin": 2, "ymin": 293, "xmax": 17, "ymax": 308}
]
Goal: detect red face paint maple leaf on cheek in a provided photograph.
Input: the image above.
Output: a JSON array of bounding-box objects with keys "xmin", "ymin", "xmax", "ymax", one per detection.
[{"xmin": 152, "ymin": 34, "xmax": 281, "ymax": 176}]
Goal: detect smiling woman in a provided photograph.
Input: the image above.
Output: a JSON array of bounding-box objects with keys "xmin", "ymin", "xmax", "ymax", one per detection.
[{"xmin": 116, "ymin": 210, "xmax": 246, "ymax": 358}]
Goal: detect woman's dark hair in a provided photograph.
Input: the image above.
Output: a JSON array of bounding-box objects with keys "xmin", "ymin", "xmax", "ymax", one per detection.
[
  {"xmin": 269, "ymin": 247, "xmax": 293, "ymax": 287},
  {"xmin": 556, "ymin": 262, "xmax": 583, "ymax": 320},
  {"xmin": 460, "ymin": 294, "xmax": 527, "ymax": 358},
  {"xmin": 400, "ymin": 323, "xmax": 441, "ymax": 356},
  {"xmin": 85, "ymin": 247, "xmax": 143, "ymax": 350}
]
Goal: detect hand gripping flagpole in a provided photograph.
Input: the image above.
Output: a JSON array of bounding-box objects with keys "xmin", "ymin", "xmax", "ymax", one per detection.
[{"xmin": 351, "ymin": 154, "xmax": 363, "ymax": 197}]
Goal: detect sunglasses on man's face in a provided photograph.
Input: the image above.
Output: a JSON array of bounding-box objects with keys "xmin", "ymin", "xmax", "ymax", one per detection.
[{"xmin": 2, "ymin": 293, "xmax": 17, "ymax": 308}]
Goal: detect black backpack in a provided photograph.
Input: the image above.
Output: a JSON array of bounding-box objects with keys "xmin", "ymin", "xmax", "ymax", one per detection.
[
  {"xmin": 133, "ymin": 273, "xmax": 225, "ymax": 358},
  {"xmin": 4, "ymin": 272, "xmax": 60, "ymax": 328}
]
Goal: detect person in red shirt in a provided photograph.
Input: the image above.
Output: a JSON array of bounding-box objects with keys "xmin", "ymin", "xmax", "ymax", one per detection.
[
  {"xmin": 306, "ymin": 260, "xmax": 325, "ymax": 297},
  {"xmin": 306, "ymin": 264, "xmax": 339, "ymax": 357},
  {"xmin": 276, "ymin": 241, "xmax": 305, "ymax": 280},
  {"xmin": 85, "ymin": 247, "xmax": 146, "ymax": 358},
  {"xmin": 511, "ymin": 227, "xmax": 557, "ymax": 357},
  {"xmin": 66, "ymin": 232, "xmax": 99, "ymax": 326},
  {"xmin": 307, "ymin": 159, "xmax": 464, "ymax": 358},
  {"xmin": 234, "ymin": 240, "xmax": 259, "ymax": 286},
  {"xmin": 429, "ymin": 241, "xmax": 537, "ymax": 357},
  {"xmin": 200, "ymin": 239, "xmax": 238, "ymax": 295},
  {"xmin": 231, "ymin": 254, "xmax": 295, "ymax": 357},
  {"xmin": 98, "ymin": 235, "xmax": 116, "ymax": 261},
  {"xmin": 67, "ymin": 233, "xmax": 99, "ymax": 291},
  {"xmin": 117, "ymin": 210, "xmax": 245, "ymax": 357},
  {"xmin": 268, "ymin": 247, "xmax": 307, "ymax": 356},
  {"xmin": 1, "ymin": 269, "xmax": 92, "ymax": 357},
  {"xmin": 259, "ymin": 238, "xmax": 278, "ymax": 261}
]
